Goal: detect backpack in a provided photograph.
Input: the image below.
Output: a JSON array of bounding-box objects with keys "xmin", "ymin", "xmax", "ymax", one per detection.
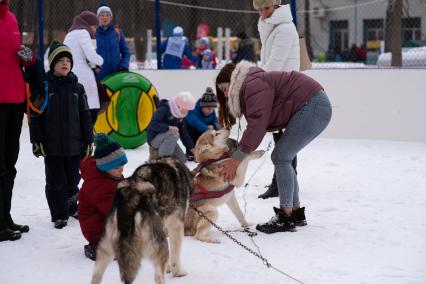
[{"xmin": 24, "ymin": 58, "xmax": 48, "ymax": 122}]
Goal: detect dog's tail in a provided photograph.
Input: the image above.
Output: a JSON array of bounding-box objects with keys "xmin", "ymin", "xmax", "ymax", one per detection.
[{"xmin": 116, "ymin": 212, "xmax": 145, "ymax": 284}]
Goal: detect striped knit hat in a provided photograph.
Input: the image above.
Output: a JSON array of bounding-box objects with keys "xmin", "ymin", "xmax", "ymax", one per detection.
[
  {"xmin": 94, "ymin": 133, "xmax": 128, "ymax": 172},
  {"xmin": 48, "ymin": 40, "xmax": 73, "ymax": 71}
]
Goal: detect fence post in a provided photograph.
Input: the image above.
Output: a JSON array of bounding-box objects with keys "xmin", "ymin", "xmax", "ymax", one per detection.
[
  {"xmin": 146, "ymin": 29, "xmax": 153, "ymax": 68},
  {"xmin": 290, "ymin": 0, "xmax": 297, "ymax": 27},
  {"xmin": 155, "ymin": 0, "xmax": 162, "ymax": 69},
  {"xmin": 37, "ymin": 0, "xmax": 44, "ymax": 59},
  {"xmin": 225, "ymin": 28, "xmax": 231, "ymax": 63},
  {"xmin": 216, "ymin": 27, "xmax": 223, "ymax": 66}
]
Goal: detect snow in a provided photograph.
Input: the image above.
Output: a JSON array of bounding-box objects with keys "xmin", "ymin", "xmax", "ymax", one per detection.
[
  {"xmin": 377, "ymin": 47, "xmax": 426, "ymax": 67},
  {"xmin": 1, "ymin": 128, "xmax": 426, "ymax": 284}
]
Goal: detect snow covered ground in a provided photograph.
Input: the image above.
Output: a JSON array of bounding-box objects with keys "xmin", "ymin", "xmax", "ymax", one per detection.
[{"xmin": 1, "ymin": 129, "xmax": 426, "ymax": 284}]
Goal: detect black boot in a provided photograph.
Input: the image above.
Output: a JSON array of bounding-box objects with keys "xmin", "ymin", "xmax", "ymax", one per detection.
[
  {"xmin": 69, "ymin": 194, "xmax": 78, "ymax": 219},
  {"xmin": 54, "ymin": 220, "xmax": 68, "ymax": 229},
  {"xmin": 256, "ymin": 207, "xmax": 296, "ymax": 234},
  {"xmin": 84, "ymin": 243, "xmax": 97, "ymax": 261},
  {"xmin": 186, "ymin": 150, "xmax": 195, "ymax": 162},
  {"xmin": 0, "ymin": 228, "xmax": 21, "ymax": 241},
  {"xmin": 258, "ymin": 174, "xmax": 278, "ymax": 199},
  {"xmin": 8, "ymin": 223, "xmax": 30, "ymax": 233},
  {"xmin": 293, "ymin": 207, "xmax": 307, "ymax": 226}
]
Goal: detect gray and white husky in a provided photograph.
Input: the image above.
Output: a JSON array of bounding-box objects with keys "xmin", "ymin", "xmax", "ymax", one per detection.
[{"xmin": 90, "ymin": 157, "xmax": 193, "ymax": 284}]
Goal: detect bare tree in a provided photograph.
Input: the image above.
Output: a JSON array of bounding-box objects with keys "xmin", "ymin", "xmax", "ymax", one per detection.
[{"xmin": 385, "ymin": 0, "xmax": 403, "ymax": 67}]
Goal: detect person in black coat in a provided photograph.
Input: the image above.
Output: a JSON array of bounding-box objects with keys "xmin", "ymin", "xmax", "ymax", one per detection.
[
  {"xmin": 29, "ymin": 41, "xmax": 93, "ymax": 229},
  {"xmin": 233, "ymin": 32, "xmax": 257, "ymax": 64}
]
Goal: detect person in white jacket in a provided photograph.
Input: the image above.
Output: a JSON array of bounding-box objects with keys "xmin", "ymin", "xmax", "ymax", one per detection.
[
  {"xmin": 255, "ymin": 0, "xmax": 300, "ymax": 72},
  {"xmin": 254, "ymin": 0, "xmax": 300, "ymax": 199},
  {"xmin": 64, "ymin": 11, "xmax": 104, "ymax": 124}
]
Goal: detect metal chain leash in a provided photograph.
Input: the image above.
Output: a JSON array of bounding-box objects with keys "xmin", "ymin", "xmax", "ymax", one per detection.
[
  {"xmin": 190, "ymin": 203, "xmax": 270, "ymax": 266},
  {"xmin": 189, "ymin": 203, "xmax": 305, "ymax": 284}
]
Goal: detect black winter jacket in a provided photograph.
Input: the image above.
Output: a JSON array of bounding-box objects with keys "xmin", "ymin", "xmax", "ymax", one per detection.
[{"xmin": 29, "ymin": 71, "xmax": 93, "ymax": 156}]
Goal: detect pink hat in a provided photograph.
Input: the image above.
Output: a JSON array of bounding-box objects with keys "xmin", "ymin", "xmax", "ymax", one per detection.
[{"xmin": 175, "ymin": 91, "xmax": 196, "ymax": 110}]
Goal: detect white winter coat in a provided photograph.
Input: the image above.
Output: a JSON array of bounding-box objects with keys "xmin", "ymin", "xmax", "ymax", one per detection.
[
  {"xmin": 258, "ymin": 5, "xmax": 300, "ymax": 72},
  {"xmin": 64, "ymin": 29, "xmax": 104, "ymax": 109}
]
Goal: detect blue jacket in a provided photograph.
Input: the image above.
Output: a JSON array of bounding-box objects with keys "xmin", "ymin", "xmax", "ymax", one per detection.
[
  {"xmin": 185, "ymin": 100, "xmax": 220, "ymax": 133},
  {"xmin": 96, "ymin": 25, "xmax": 130, "ymax": 80},
  {"xmin": 160, "ymin": 37, "xmax": 197, "ymax": 69},
  {"xmin": 147, "ymin": 100, "xmax": 195, "ymax": 150}
]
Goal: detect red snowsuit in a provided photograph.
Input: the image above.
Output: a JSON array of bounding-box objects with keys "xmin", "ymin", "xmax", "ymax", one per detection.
[{"xmin": 78, "ymin": 157, "xmax": 122, "ymax": 244}]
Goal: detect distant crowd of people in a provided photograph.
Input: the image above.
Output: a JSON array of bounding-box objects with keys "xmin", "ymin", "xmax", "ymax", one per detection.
[
  {"xmin": 161, "ymin": 27, "xmax": 258, "ymax": 70},
  {"xmin": 326, "ymin": 43, "xmax": 367, "ymax": 63}
]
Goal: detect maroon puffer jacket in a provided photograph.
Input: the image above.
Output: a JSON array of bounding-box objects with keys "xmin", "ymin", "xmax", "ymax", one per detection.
[
  {"xmin": 78, "ymin": 157, "xmax": 122, "ymax": 244},
  {"xmin": 227, "ymin": 62, "xmax": 323, "ymax": 155}
]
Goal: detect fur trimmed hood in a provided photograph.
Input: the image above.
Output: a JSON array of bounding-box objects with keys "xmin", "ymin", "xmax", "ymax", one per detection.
[{"xmin": 228, "ymin": 61, "xmax": 256, "ymax": 118}]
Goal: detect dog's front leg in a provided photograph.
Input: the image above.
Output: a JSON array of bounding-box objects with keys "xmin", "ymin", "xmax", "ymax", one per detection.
[
  {"xmin": 194, "ymin": 205, "xmax": 220, "ymax": 243},
  {"xmin": 226, "ymin": 192, "xmax": 249, "ymax": 227}
]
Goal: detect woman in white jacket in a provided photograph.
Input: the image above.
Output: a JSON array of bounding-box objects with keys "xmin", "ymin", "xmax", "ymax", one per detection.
[
  {"xmin": 254, "ymin": 0, "xmax": 300, "ymax": 199},
  {"xmin": 255, "ymin": 0, "xmax": 300, "ymax": 72},
  {"xmin": 64, "ymin": 11, "xmax": 104, "ymax": 123}
]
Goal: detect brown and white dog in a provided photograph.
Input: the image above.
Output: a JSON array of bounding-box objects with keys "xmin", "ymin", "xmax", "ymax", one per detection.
[{"xmin": 184, "ymin": 129, "xmax": 264, "ymax": 243}]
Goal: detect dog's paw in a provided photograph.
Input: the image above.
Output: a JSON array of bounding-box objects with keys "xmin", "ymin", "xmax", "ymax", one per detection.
[
  {"xmin": 195, "ymin": 234, "xmax": 221, "ymax": 244},
  {"xmin": 171, "ymin": 269, "xmax": 188, "ymax": 277},
  {"xmin": 241, "ymin": 221, "xmax": 253, "ymax": 228}
]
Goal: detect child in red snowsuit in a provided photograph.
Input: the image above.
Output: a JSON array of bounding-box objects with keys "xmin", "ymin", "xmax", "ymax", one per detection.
[{"xmin": 78, "ymin": 132, "xmax": 128, "ymax": 260}]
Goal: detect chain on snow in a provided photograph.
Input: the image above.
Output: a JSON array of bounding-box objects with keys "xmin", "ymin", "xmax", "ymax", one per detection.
[{"xmin": 189, "ymin": 203, "xmax": 305, "ymax": 284}]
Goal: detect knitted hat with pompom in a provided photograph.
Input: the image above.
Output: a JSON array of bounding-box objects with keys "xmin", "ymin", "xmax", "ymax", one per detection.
[{"xmin": 94, "ymin": 133, "xmax": 128, "ymax": 172}]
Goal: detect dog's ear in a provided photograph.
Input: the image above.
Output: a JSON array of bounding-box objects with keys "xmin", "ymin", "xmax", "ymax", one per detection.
[{"xmin": 195, "ymin": 143, "xmax": 210, "ymax": 162}]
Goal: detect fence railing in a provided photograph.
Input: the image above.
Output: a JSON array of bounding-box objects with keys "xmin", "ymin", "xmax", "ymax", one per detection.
[{"xmin": 9, "ymin": 0, "xmax": 426, "ymax": 69}]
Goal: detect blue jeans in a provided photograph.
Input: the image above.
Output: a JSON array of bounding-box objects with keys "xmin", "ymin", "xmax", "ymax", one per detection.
[{"xmin": 271, "ymin": 90, "xmax": 332, "ymax": 208}]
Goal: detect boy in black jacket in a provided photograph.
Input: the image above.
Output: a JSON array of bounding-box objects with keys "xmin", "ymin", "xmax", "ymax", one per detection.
[{"xmin": 30, "ymin": 41, "xmax": 93, "ymax": 229}]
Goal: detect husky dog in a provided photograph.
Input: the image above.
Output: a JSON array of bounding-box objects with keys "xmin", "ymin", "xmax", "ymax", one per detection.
[
  {"xmin": 90, "ymin": 157, "xmax": 193, "ymax": 284},
  {"xmin": 184, "ymin": 129, "xmax": 264, "ymax": 243}
]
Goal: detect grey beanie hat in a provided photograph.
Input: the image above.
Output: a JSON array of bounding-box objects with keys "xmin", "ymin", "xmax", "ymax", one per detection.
[{"xmin": 253, "ymin": 0, "xmax": 281, "ymax": 9}]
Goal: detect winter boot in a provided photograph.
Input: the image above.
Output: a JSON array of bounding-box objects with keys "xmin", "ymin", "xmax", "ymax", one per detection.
[
  {"xmin": 54, "ymin": 220, "xmax": 68, "ymax": 229},
  {"xmin": 149, "ymin": 146, "xmax": 159, "ymax": 160},
  {"xmin": 258, "ymin": 174, "xmax": 279, "ymax": 199},
  {"xmin": 84, "ymin": 243, "xmax": 97, "ymax": 261},
  {"xmin": 69, "ymin": 194, "xmax": 78, "ymax": 219},
  {"xmin": 256, "ymin": 207, "xmax": 296, "ymax": 234},
  {"xmin": 0, "ymin": 228, "xmax": 21, "ymax": 242},
  {"xmin": 8, "ymin": 222, "xmax": 30, "ymax": 233},
  {"xmin": 186, "ymin": 150, "xmax": 195, "ymax": 162},
  {"xmin": 293, "ymin": 207, "xmax": 307, "ymax": 226}
]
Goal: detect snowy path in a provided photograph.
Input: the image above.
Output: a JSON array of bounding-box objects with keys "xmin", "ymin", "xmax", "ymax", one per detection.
[{"xmin": 1, "ymin": 129, "xmax": 426, "ymax": 284}]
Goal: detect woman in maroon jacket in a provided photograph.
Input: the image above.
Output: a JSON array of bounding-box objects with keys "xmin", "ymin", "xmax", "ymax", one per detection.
[
  {"xmin": 78, "ymin": 133, "xmax": 128, "ymax": 260},
  {"xmin": 216, "ymin": 61, "xmax": 332, "ymax": 234},
  {"xmin": 0, "ymin": 0, "xmax": 35, "ymax": 242}
]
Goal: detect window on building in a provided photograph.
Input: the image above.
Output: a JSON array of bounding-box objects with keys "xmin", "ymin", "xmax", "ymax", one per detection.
[
  {"xmin": 330, "ymin": 20, "xmax": 349, "ymax": 53},
  {"xmin": 402, "ymin": 17, "xmax": 421, "ymax": 42},
  {"xmin": 364, "ymin": 19, "xmax": 384, "ymax": 42}
]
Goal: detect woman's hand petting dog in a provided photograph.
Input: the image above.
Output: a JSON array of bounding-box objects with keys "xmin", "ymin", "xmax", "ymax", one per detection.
[{"xmin": 220, "ymin": 158, "xmax": 241, "ymax": 182}]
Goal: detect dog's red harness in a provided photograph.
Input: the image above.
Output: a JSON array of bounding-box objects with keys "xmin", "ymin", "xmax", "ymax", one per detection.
[{"xmin": 191, "ymin": 153, "xmax": 235, "ymax": 202}]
